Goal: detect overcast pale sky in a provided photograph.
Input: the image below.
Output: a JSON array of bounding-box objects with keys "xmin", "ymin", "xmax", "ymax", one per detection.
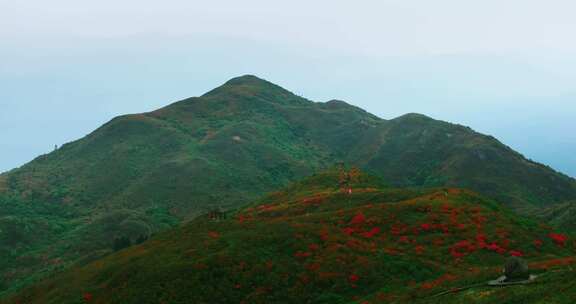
[{"xmin": 1, "ymin": 0, "xmax": 575, "ymax": 176}]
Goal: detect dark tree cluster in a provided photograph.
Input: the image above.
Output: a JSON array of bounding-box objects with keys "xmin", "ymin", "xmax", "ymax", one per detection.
[{"xmin": 112, "ymin": 234, "xmax": 149, "ymax": 251}]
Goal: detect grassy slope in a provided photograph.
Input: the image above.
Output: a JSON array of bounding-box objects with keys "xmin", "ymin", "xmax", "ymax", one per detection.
[
  {"xmin": 1, "ymin": 75, "xmax": 576, "ymax": 296},
  {"xmin": 535, "ymin": 201, "xmax": 576, "ymax": 232},
  {"xmin": 6, "ymin": 171, "xmax": 574, "ymax": 304}
]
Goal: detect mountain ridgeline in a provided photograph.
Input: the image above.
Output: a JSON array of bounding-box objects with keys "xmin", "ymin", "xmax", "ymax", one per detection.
[
  {"xmin": 1, "ymin": 75, "xmax": 575, "ymax": 296},
  {"xmin": 4, "ymin": 75, "xmax": 575, "ymax": 212}
]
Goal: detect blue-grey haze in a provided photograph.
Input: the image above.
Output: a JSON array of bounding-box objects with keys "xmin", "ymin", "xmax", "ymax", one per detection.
[{"xmin": 1, "ymin": 0, "xmax": 575, "ymax": 177}]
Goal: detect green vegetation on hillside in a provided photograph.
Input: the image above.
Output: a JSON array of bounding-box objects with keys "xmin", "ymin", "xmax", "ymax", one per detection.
[
  {"xmin": 6, "ymin": 171, "xmax": 574, "ymax": 304},
  {"xmin": 1, "ymin": 75, "xmax": 575, "ymax": 297},
  {"xmin": 536, "ymin": 200, "xmax": 576, "ymax": 231}
]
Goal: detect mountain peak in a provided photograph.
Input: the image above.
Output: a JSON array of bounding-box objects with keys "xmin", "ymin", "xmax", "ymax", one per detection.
[
  {"xmin": 223, "ymin": 74, "xmax": 270, "ymax": 86},
  {"xmin": 394, "ymin": 112, "xmax": 433, "ymax": 122},
  {"xmin": 205, "ymin": 74, "xmax": 280, "ymax": 95},
  {"xmin": 201, "ymin": 75, "xmax": 310, "ymax": 105}
]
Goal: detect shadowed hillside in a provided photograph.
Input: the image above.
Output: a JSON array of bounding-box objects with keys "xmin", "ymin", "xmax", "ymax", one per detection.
[{"xmin": 1, "ymin": 75, "xmax": 575, "ymax": 296}]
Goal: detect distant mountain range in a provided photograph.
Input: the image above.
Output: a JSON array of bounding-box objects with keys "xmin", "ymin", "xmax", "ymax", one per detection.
[{"xmin": 1, "ymin": 75, "xmax": 575, "ymax": 297}]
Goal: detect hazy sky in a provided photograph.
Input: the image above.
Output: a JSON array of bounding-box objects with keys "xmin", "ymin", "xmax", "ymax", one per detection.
[{"xmin": 1, "ymin": 0, "xmax": 575, "ymax": 177}]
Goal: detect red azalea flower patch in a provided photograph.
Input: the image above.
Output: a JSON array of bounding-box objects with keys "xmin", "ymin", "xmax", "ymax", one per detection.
[
  {"xmin": 399, "ymin": 236, "xmax": 410, "ymax": 244},
  {"xmin": 83, "ymin": 293, "xmax": 93, "ymax": 302},
  {"xmin": 450, "ymin": 240, "xmax": 476, "ymax": 259},
  {"xmin": 350, "ymin": 213, "xmax": 366, "ymax": 225},
  {"xmin": 308, "ymin": 243, "xmax": 320, "ymax": 251},
  {"xmin": 486, "ymin": 242, "xmax": 507, "ymax": 254},
  {"xmin": 549, "ymin": 233, "xmax": 568, "ymax": 247},
  {"xmin": 349, "ymin": 273, "xmax": 360, "ymax": 282},
  {"xmin": 509, "ymin": 250, "xmax": 523, "ymax": 257},
  {"xmin": 342, "ymin": 227, "xmax": 356, "ymax": 235},
  {"xmin": 420, "ymin": 223, "xmax": 432, "ymax": 231},
  {"xmin": 476, "ymin": 234, "xmax": 487, "ymax": 248},
  {"xmin": 361, "ymin": 227, "xmax": 380, "ymax": 238}
]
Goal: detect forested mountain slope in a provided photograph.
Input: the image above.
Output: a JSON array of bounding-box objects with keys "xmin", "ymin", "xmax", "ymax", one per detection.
[{"xmin": 1, "ymin": 75, "xmax": 575, "ymax": 296}]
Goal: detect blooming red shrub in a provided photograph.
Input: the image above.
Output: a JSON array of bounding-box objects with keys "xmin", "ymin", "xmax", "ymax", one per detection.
[
  {"xmin": 451, "ymin": 251, "xmax": 464, "ymax": 259},
  {"xmin": 308, "ymin": 243, "xmax": 320, "ymax": 251},
  {"xmin": 509, "ymin": 250, "xmax": 524, "ymax": 257},
  {"xmin": 350, "ymin": 213, "xmax": 366, "ymax": 225},
  {"xmin": 486, "ymin": 242, "xmax": 506, "ymax": 254},
  {"xmin": 349, "ymin": 274, "xmax": 360, "ymax": 282},
  {"xmin": 83, "ymin": 293, "xmax": 93, "ymax": 302},
  {"xmin": 476, "ymin": 234, "xmax": 487, "ymax": 248},
  {"xmin": 549, "ymin": 233, "xmax": 568, "ymax": 247},
  {"xmin": 450, "ymin": 240, "xmax": 476, "ymax": 259},
  {"xmin": 361, "ymin": 227, "xmax": 380, "ymax": 238},
  {"xmin": 342, "ymin": 227, "xmax": 356, "ymax": 235},
  {"xmin": 486, "ymin": 243, "xmax": 499, "ymax": 251},
  {"xmin": 533, "ymin": 239, "xmax": 543, "ymax": 248},
  {"xmin": 455, "ymin": 240, "xmax": 475, "ymax": 251}
]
